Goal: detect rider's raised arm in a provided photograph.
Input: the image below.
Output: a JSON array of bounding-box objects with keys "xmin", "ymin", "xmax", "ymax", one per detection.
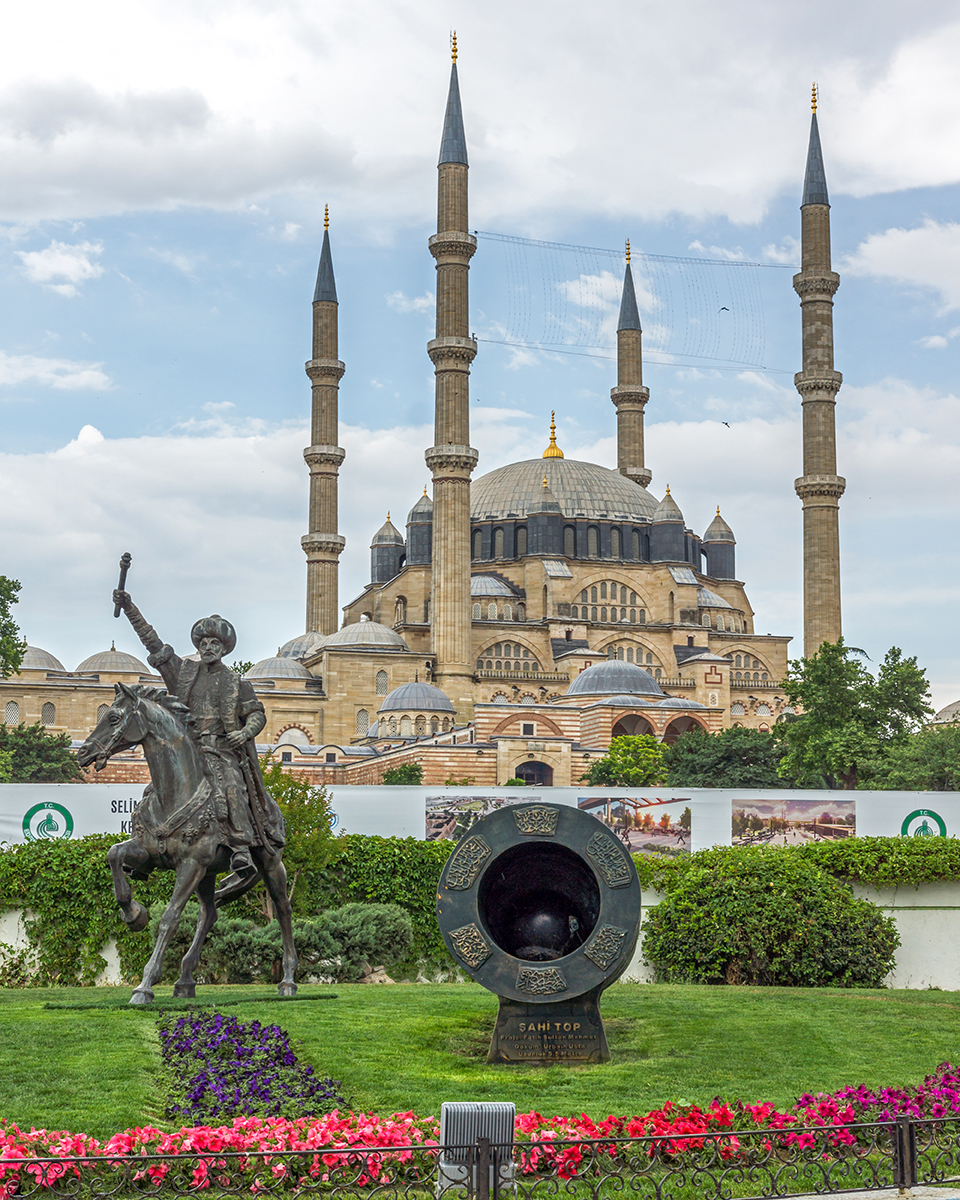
[
  {"xmin": 237, "ymin": 681, "xmax": 267, "ymax": 741},
  {"xmin": 113, "ymin": 590, "xmax": 182, "ymax": 689}
]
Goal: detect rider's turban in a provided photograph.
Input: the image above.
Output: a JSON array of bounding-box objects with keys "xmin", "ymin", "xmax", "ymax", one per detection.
[{"xmin": 190, "ymin": 615, "xmax": 237, "ymax": 656}]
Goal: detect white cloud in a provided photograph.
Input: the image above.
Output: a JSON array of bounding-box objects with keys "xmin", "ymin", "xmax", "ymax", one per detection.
[
  {"xmin": 150, "ymin": 247, "xmax": 201, "ymax": 275},
  {"xmin": 280, "ymin": 222, "xmax": 301, "ymax": 242},
  {"xmin": 843, "ymin": 220, "xmax": 960, "ymax": 311},
  {"xmin": 0, "ymin": 351, "xmax": 110, "ymax": 390},
  {"xmin": 16, "ymin": 239, "xmax": 104, "ymax": 297},
  {"xmin": 386, "ymin": 290, "xmax": 435, "ymax": 314}
]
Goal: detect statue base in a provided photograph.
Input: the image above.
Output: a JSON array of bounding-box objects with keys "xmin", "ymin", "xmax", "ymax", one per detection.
[{"xmin": 487, "ymin": 986, "xmax": 609, "ymax": 1064}]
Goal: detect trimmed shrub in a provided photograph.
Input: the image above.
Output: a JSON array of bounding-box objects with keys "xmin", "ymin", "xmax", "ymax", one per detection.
[{"xmin": 642, "ymin": 850, "xmax": 900, "ymax": 988}]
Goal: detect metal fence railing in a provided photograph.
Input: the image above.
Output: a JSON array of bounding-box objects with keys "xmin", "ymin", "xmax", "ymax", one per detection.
[{"xmin": 3, "ymin": 1115, "xmax": 960, "ymax": 1200}]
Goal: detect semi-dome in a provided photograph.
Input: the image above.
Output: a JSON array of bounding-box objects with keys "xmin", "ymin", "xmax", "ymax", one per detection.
[
  {"xmin": 20, "ymin": 645, "xmax": 66, "ymax": 672},
  {"xmin": 77, "ymin": 645, "xmax": 150, "ymax": 674},
  {"xmin": 278, "ymin": 631, "xmax": 326, "ymax": 660},
  {"xmin": 697, "ymin": 586, "xmax": 733, "ymax": 609},
  {"xmin": 379, "ymin": 681, "xmax": 455, "ymax": 714},
  {"xmin": 471, "ymin": 458, "xmax": 656, "ymax": 522},
  {"xmin": 471, "ymin": 574, "xmax": 517, "ymax": 597},
  {"xmin": 565, "ymin": 660, "xmax": 665, "ymax": 698},
  {"xmin": 323, "ymin": 617, "xmax": 409, "ymax": 652},
  {"xmin": 245, "ymin": 656, "xmax": 313, "ymax": 680}
]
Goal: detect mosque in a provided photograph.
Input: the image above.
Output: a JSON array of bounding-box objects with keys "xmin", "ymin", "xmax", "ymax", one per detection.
[{"xmin": 2, "ymin": 55, "xmax": 848, "ymax": 787}]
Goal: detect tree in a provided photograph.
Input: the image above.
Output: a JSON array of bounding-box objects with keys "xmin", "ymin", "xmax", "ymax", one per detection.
[
  {"xmin": 0, "ymin": 577, "xmax": 27, "ymax": 680},
  {"xmin": 259, "ymin": 759, "xmax": 336, "ymax": 906},
  {"xmin": 663, "ymin": 726, "xmax": 788, "ymax": 788},
  {"xmin": 776, "ymin": 639, "xmax": 932, "ymax": 789},
  {"xmin": 230, "ymin": 660, "xmax": 254, "ymax": 676},
  {"xmin": 878, "ymin": 724, "xmax": 960, "ymax": 791},
  {"xmin": 382, "ymin": 762, "xmax": 423, "ymax": 785},
  {"xmin": 0, "ymin": 723, "xmax": 83, "ymax": 782},
  {"xmin": 580, "ymin": 735, "xmax": 665, "ymax": 787}
]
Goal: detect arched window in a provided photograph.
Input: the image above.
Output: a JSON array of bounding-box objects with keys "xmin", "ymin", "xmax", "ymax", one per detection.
[
  {"xmin": 493, "ymin": 528, "xmax": 504, "ymax": 557},
  {"xmin": 626, "ymin": 647, "xmax": 634, "ymax": 661},
  {"xmin": 395, "ymin": 596, "xmax": 407, "ymax": 624},
  {"xmin": 600, "ymin": 607, "xmax": 607, "ymax": 621},
  {"xmin": 600, "ymin": 582, "xmax": 607, "ymax": 599},
  {"xmin": 472, "ymin": 530, "xmax": 482, "ymax": 559},
  {"xmin": 643, "ymin": 533, "xmax": 651, "ymax": 560},
  {"xmin": 376, "ymin": 670, "xmax": 388, "ymax": 695},
  {"xmin": 616, "ymin": 647, "xmax": 624, "ymax": 660},
  {"xmin": 702, "ymin": 612, "xmax": 710, "ymax": 626},
  {"xmin": 571, "ymin": 605, "xmax": 578, "ymax": 618},
  {"xmin": 502, "ymin": 602, "xmax": 512, "ymax": 621},
  {"xmin": 591, "ymin": 586, "xmax": 598, "ymax": 603},
  {"xmin": 564, "ymin": 526, "xmax": 576, "ymax": 557},
  {"xmin": 431, "ymin": 717, "xmax": 440, "ymax": 734},
  {"xmin": 472, "ymin": 602, "xmax": 481, "ymax": 619},
  {"xmin": 542, "ymin": 585, "xmax": 548, "ymax": 617},
  {"xmin": 520, "ymin": 695, "xmax": 535, "ymax": 706},
  {"xmin": 388, "ymin": 717, "xmax": 398, "ymax": 735},
  {"xmin": 611, "ymin": 528, "xmax": 621, "ymax": 557},
  {"xmin": 632, "ymin": 530, "xmax": 641, "ymax": 560},
  {"xmin": 4, "ymin": 701, "xmax": 19, "ymax": 725},
  {"xmin": 639, "ymin": 608, "xmax": 647, "ymax": 623},
  {"xmin": 668, "ymin": 590, "xmax": 675, "ymax": 623},
  {"xmin": 588, "ymin": 526, "xmax": 599, "ymax": 557},
  {"xmin": 38, "ymin": 701, "xmax": 55, "ymax": 727},
  {"xmin": 517, "ymin": 604, "xmax": 525, "ymax": 621},
  {"xmin": 97, "ymin": 703, "xmax": 109, "ymax": 721},
  {"xmin": 415, "ymin": 715, "xmax": 427, "ymax": 736},
  {"xmin": 442, "ymin": 717, "xmax": 451, "ymax": 731},
  {"xmin": 487, "ymin": 602, "xmax": 497, "ymax": 619},
  {"xmin": 516, "ymin": 526, "xmax": 527, "ymax": 557},
  {"xmin": 580, "ymin": 589, "xmax": 588, "ymax": 603},
  {"xmin": 654, "ymin": 667, "xmax": 662, "ymax": 678},
  {"xmin": 753, "ymin": 672, "xmax": 760, "ymax": 680},
  {"xmin": 400, "ymin": 716, "xmax": 412, "ymax": 736},
  {"xmin": 735, "ymin": 655, "xmax": 742, "ymax": 667},
  {"xmin": 356, "ymin": 709, "xmax": 369, "ymax": 736},
  {"xmin": 731, "ymin": 702, "xmax": 746, "ymax": 716},
  {"xmin": 717, "ymin": 615, "xmax": 725, "ymax": 631},
  {"xmin": 591, "ymin": 606, "xmax": 598, "ymax": 621},
  {"xmin": 757, "ymin": 704, "xmax": 771, "ymax": 716},
  {"xmin": 492, "ymin": 694, "xmax": 508, "ymax": 705},
  {"xmin": 761, "ymin": 672, "xmax": 768, "ymax": 680}
]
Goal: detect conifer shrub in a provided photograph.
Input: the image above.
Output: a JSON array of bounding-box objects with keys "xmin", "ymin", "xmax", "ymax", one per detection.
[{"xmin": 642, "ymin": 851, "xmax": 899, "ymax": 988}]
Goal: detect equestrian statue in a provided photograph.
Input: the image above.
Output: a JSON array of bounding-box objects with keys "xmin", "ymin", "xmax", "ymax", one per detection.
[{"xmin": 78, "ymin": 566, "xmax": 297, "ymax": 1005}]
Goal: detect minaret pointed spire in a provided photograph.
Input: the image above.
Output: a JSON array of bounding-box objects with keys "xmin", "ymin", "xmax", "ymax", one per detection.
[
  {"xmin": 802, "ymin": 86, "xmax": 829, "ymax": 207},
  {"xmin": 313, "ymin": 208, "xmax": 337, "ymax": 303},
  {"xmin": 302, "ymin": 206, "xmax": 346, "ymax": 636},
  {"xmin": 438, "ymin": 34, "xmax": 468, "ymax": 166},
  {"xmin": 611, "ymin": 239, "xmax": 651, "ymax": 487},
  {"xmin": 794, "ymin": 86, "xmax": 844, "ymax": 655}
]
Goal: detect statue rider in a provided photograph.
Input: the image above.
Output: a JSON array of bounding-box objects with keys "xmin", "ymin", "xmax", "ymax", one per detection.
[{"xmin": 114, "ymin": 589, "xmax": 284, "ymax": 882}]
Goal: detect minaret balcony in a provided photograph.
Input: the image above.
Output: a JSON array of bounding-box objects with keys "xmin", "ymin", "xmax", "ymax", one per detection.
[
  {"xmin": 428, "ymin": 232, "xmax": 477, "ymax": 261},
  {"xmin": 305, "ymin": 357, "xmax": 346, "ymax": 381},
  {"xmin": 427, "ymin": 336, "xmax": 477, "ymax": 365},
  {"xmin": 303, "ymin": 445, "xmax": 346, "ymax": 470}
]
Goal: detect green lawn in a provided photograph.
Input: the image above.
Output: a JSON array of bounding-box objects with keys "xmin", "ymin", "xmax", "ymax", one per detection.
[{"xmin": 1, "ymin": 982, "xmax": 959, "ymax": 1139}]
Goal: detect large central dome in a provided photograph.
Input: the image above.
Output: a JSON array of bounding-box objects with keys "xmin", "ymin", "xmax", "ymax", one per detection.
[{"xmin": 471, "ymin": 458, "xmax": 657, "ymax": 522}]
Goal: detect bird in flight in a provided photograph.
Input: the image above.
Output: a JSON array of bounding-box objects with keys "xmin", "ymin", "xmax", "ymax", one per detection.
[
  {"xmin": 719, "ymin": 306, "xmax": 729, "ymax": 312},
  {"xmin": 722, "ymin": 421, "xmax": 730, "ymax": 428}
]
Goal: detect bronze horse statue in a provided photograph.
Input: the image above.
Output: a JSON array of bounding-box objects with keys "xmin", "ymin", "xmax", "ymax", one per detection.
[{"xmin": 78, "ymin": 683, "xmax": 298, "ymax": 1005}]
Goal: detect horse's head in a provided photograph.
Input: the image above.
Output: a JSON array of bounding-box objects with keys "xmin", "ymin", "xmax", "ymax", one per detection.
[{"xmin": 77, "ymin": 683, "xmax": 188, "ymax": 771}]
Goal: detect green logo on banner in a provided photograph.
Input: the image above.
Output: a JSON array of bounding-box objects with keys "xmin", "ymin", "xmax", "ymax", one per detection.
[
  {"xmin": 22, "ymin": 802, "xmax": 74, "ymax": 842},
  {"xmin": 900, "ymin": 808, "xmax": 947, "ymax": 839}
]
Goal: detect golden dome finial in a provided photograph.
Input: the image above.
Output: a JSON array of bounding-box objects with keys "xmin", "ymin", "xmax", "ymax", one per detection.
[
  {"xmin": 451, "ymin": 31, "xmax": 458, "ymax": 62},
  {"xmin": 387, "ymin": 511, "xmax": 391, "ymax": 522},
  {"xmin": 665, "ymin": 485, "xmax": 671, "ymax": 495},
  {"xmin": 543, "ymin": 474, "xmax": 548, "ymax": 488},
  {"xmin": 324, "ymin": 204, "xmax": 329, "ymax": 231},
  {"xmin": 423, "ymin": 485, "xmax": 428, "ymax": 497},
  {"xmin": 542, "ymin": 410, "xmax": 564, "ymax": 458},
  {"xmin": 811, "ymin": 82, "xmax": 818, "ymax": 113},
  {"xmin": 716, "ymin": 505, "xmax": 721, "ymax": 516},
  {"xmin": 625, "ymin": 238, "xmax": 631, "ymax": 265}
]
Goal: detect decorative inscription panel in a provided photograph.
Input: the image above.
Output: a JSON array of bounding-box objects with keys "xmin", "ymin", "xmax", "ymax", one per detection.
[
  {"xmin": 516, "ymin": 965, "xmax": 567, "ymax": 995},
  {"xmin": 513, "ymin": 806, "xmax": 558, "ymax": 836},
  {"xmin": 449, "ymin": 923, "xmax": 491, "ymax": 969},
  {"xmin": 584, "ymin": 831, "xmax": 632, "ymax": 888},
  {"xmin": 584, "ymin": 924, "xmax": 628, "ymax": 970},
  {"xmin": 445, "ymin": 835, "xmax": 491, "ymax": 890}
]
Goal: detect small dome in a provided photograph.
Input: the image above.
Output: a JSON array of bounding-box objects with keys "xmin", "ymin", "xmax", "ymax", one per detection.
[
  {"xmin": 323, "ymin": 619, "xmax": 409, "ymax": 652},
  {"xmin": 565, "ymin": 661, "xmax": 665, "ymax": 698},
  {"xmin": 703, "ymin": 508, "xmax": 736, "ymax": 543},
  {"xmin": 584, "ymin": 694, "xmax": 654, "ymax": 708},
  {"xmin": 278, "ymin": 631, "xmax": 326, "ymax": 660},
  {"xmin": 379, "ymin": 681, "xmax": 455, "ymax": 714},
  {"xmin": 370, "ymin": 515, "xmax": 404, "ymax": 546},
  {"xmin": 245, "ymin": 656, "xmax": 313, "ymax": 680},
  {"xmin": 20, "ymin": 645, "xmax": 66, "ymax": 672},
  {"xmin": 471, "ymin": 574, "xmax": 517, "ymax": 597},
  {"xmin": 933, "ymin": 701, "xmax": 960, "ymax": 725},
  {"xmin": 697, "ymin": 586, "xmax": 733, "ymax": 609},
  {"xmin": 77, "ymin": 645, "xmax": 150, "ymax": 674},
  {"xmin": 657, "ymin": 696, "xmax": 707, "ymax": 709},
  {"xmin": 407, "ymin": 489, "xmax": 433, "ymax": 524},
  {"xmin": 653, "ymin": 487, "xmax": 684, "ymax": 523}
]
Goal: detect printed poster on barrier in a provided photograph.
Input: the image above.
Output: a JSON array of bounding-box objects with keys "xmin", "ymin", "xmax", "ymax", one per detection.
[
  {"xmin": 426, "ymin": 794, "xmax": 545, "ymax": 840},
  {"xmin": 577, "ymin": 794, "xmax": 692, "ymax": 856},
  {"xmin": 732, "ymin": 797, "xmax": 856, "ymax": 846}
]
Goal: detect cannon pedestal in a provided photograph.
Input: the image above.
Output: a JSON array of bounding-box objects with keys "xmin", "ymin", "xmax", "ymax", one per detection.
[{"xmin": 437, "ymin": 803, "xmax": 641, "ymax": 1065}]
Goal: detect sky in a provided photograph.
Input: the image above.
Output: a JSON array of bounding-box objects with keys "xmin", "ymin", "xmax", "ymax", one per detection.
[{"xmin": 3, "ymin": 0, "xmax": 960, "ymax": 709}]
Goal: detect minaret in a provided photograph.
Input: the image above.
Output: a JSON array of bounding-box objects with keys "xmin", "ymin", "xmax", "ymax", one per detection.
[
  {"xmin": 611, "ymin": 241, "xmax": 652, "ymax": 488},
  {"xmin": 302, "ymin": 206, "xmax": 346, "ymax": 636},
  {"xmin": 425, "ymin": 35, "xmax": 479, "ymax": 712},
  {"xmin": 793, "ymin": 86, "xmax": 844, "ymax": 656}
]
